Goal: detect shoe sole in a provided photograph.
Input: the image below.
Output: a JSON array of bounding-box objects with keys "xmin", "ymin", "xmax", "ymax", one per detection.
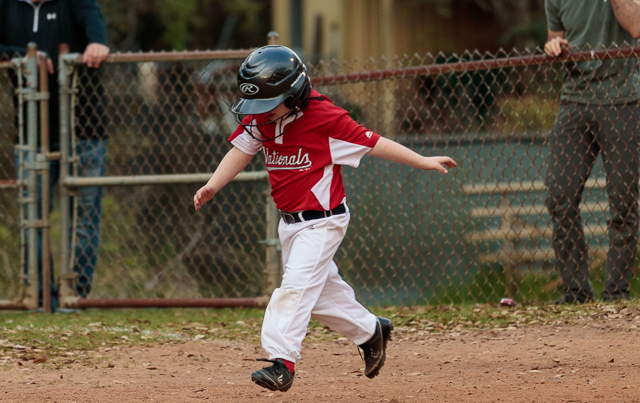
[
  {"xmin": 251, "ymin": 371, "xmax": 293, "ymax": 392},
  {"xmin": 365, "ymin": 319, "xmax": 394, "ymax": 379}
]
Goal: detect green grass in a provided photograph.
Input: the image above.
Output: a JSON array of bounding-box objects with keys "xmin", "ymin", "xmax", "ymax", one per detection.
[{"xmin": 2, "ymin": 301, "xmax": 639, "ymax": 370}]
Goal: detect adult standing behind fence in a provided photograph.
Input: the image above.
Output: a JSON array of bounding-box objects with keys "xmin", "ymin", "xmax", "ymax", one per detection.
[
  {"xmin": 0, "ymin": 0, "xmax": 110, "ymax": 309},
  {"xmin": 544, "ymin": 0, "xmax": 640, "ymax": 304}
]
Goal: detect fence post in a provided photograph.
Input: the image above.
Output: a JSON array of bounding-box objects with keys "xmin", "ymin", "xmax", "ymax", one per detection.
[
  {"xmin": 20, "ymin": 44, "xmax": 40, "ymax": 310},
  {"xmin": 38, "ymin": 51, "xmax": 52, "ymax": 313},
  {"xmin": 267, "ymin": 31, "xmax": 279, "ymax": 45},
  {"xmin": 58, "ymin": 48, "xmax": 76, "ymax": 308},
  {"xmin": 500, "ymin": 192, "xmax": 518, "ymax": 298}
]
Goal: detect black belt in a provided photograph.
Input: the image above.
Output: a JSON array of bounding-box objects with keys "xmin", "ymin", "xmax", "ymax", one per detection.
[{"xmin": 280, "ymin": 203, "xmax": 347, "ymax": 224}]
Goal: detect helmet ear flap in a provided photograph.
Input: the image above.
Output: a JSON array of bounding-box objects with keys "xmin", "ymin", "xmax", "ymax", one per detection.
[
  {"xmin": 284, "ymin": 81, "xmax": 311, "ymax": 111},
  {"xmin": 284, "ymin": 95, "xmax": 297, "ymax": 110}
]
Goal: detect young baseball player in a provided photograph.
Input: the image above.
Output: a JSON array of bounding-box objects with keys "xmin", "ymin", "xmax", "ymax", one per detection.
[{"xmin": 193, "ymin": 45, "xmax": 456, "ymax": 392}]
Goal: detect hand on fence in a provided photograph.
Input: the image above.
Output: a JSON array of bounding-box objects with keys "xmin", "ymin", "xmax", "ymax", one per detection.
[
  {"xmin": 82, "ymin": 43, "xmax": 110, "ymax": 68},
  {"xmin": 193, "ymin": 185, "xmax": 216, "ymax": 211},
  {"xmin": 421, "ymin": 156, "xmax": 457, "ymax": 174},
  {"xmin": 36, "ymin": 51, "xmax": 54, "ymax": 74},
  {"xmin": 544, "ymin": 37, "xmax": 571, "ymax": 57}
]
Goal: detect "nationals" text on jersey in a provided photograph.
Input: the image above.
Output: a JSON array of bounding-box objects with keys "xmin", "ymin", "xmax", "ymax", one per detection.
[{"xmin": 264, "ymin": 148, "xmax": 312, "ymax": 170}]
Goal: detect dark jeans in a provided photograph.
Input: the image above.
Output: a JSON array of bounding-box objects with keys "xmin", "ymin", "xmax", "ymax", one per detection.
[
  {"xmin": 18, "ymin": 139, "xmax": 106, "ymax": 306},
  {"xmin": 545, "ymin": 101, "xmax": 640, "ymax": 297}
]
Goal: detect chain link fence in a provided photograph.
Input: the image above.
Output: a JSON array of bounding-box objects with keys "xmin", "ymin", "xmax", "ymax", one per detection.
[
  {"xmin": 1, "ymin": 44, "xmax": 639, "ymax": 309},
  {"xmin": 0, "ymin": 58, "xmax": 21, "ymax": 302}
]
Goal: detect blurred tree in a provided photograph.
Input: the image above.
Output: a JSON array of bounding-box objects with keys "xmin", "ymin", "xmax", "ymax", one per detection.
[
  {"xmin": 100, "ymin": 0, "xmax": 271, "ymax": 52},
  {"xmin": 413, "ymin": 0, "xmax": 547, "ymax": 49}
]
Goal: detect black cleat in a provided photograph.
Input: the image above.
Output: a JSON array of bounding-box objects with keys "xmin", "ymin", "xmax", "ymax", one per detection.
[
  {"xmin": 251, "ymin": 358, "xmax": 295, "ymax": 392},
  {"xmin": 358, "ymin": 316, "xmax": 393, "ymax": 379}
]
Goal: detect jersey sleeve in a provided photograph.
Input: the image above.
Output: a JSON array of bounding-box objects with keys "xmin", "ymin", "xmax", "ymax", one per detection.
[
  {"xmin": 327, "ymin": 111, "xmax": 381, "ymax": 168},
  {"xmin": 545, "ymin": 0, "xmax": 563, "ymax": 32},
  {"xmin": 228, "ymin": 118, "xmax": 263, "ymax": 156}
]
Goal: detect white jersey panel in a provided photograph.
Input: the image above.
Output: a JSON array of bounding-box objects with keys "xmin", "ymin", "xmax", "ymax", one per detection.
[
  {"xmin": 311, "ymin": 165, "xmax": 334, "ymax": 210},
  {"xmin": 329, "ymin": 137, "xmax": 372, "ymax": 168},
  {"xmin": 229, "ymin": 120, "xmax": 263, "ymax": 156}
]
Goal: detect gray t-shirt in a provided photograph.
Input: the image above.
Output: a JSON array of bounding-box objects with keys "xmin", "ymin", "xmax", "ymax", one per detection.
[{"xmin": 546, "ymin": 0, "xmax": 640, "ymax": 104}]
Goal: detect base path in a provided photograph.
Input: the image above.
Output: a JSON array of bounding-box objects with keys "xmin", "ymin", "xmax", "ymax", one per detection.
[{"xmin": 2, "ymin": 321, "xmax": 640, "ymax": 402}]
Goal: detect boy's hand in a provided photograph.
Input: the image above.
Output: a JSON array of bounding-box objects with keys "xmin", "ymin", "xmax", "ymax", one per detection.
[
  {"xmin": 194, "ymin": 185, "xmax": 216, "ymax": 211},
  {"xmin": 422, "ymin": 156, "xmax": 457, "ymax": 174}
]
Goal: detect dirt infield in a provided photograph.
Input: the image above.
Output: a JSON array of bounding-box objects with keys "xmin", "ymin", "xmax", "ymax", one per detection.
[{"xmin": 2, "ymin": 312, "xmax": 640, "ymax": 403}]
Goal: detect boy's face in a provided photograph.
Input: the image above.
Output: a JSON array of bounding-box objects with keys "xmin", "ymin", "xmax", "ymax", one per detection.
[{"xmin": 265, "ymin": 102, "xmax": 291, "ymax": 121}]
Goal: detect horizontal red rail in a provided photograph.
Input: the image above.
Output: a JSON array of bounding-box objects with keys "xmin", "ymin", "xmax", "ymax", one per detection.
[
  {"xmin": 76, "ymin": 297, "xmax": 265, "ymax": 309},
  {"xmin": 64, "ymin": 49, "xmax": 253, "ymax": 65},
  {"xmin": 311, "ymin": 46, "xmax": 640, "ymax": 85}
]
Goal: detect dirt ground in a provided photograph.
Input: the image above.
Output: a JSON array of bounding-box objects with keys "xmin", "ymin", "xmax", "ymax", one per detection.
[{"xmin": 2, "ymin": 317, "xmax": 640, "ymax": 403}]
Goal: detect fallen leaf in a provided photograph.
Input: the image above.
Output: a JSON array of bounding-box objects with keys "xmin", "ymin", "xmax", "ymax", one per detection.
[
  {"xmin": 407, "ymin": 372, "xmax": 422, "ymax": 376},
  {"xmin": 33, "ymin": 358, "xmax": 47, "ymax": 364}
]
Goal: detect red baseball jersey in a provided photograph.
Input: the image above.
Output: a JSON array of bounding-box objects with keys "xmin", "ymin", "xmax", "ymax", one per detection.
[{"xmin": 228, "ymin": 90, "xmax": 381, "ymax": 212}]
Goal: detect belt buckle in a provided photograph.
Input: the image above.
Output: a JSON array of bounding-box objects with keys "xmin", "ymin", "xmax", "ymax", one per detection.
[{"xmin": 281, "ymin": 212, "xmax": 296, "ymax": 224}]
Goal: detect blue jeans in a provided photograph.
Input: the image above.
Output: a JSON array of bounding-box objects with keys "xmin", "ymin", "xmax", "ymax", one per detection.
[{"xmin": 18, "ymin": 139, "xmax": 106, "ymax": 306}]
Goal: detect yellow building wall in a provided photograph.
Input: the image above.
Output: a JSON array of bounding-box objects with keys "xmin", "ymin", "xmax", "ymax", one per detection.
[{"xmin": 270, "ymin": 0, "xmax": 501, "ymax": 62}]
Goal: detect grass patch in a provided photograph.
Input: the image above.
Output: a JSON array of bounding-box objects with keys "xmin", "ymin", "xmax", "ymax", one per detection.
[{"xmin": 1, "ymin": 301, "xmax": 639, "ymax": 369}]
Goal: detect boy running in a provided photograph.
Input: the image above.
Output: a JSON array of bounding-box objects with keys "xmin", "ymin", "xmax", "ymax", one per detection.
[{"xmin": 194, "ymin": 45, "xmax": 456, "ymax": 392}]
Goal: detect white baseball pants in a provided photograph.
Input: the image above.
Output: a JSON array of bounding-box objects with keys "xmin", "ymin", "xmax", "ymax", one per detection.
[{"xmin": 261, "ymin": 204, "xmax": 377, "ymax": 363}]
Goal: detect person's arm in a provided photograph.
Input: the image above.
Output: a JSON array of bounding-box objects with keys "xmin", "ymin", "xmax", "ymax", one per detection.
[
  {"xmin": 610, "ymin": 0, "xmax": 640, "ymax": 39},
  {"xmin": 71, "ymin": 0, "xmax": 109, "ymax": 68},
  {"xmin": 544, "ymin": 0, "xmax": 570, "ymax": 57},
  {"xmin": 193, "ymin": 147, "xmax": 255, "ymax": 211},
  {"xmin": 367, "ymin": 137, "xmax": 456, "ymax": 174},
  {"xmin": 544, "ymin": 30, "xmax": 570, "ymax": 57}
]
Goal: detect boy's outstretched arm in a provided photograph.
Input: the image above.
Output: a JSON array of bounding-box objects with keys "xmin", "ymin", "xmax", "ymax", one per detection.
[
  {"xmin": 368, "ymin": 137, "xmax": 457, "ymax": 173},
  {"xmin": 193, "ymin": 147, "xmax": 254, "ymax": 211}
]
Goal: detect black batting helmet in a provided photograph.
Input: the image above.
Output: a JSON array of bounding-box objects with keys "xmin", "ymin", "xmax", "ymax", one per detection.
[{"xmin": 231, "ymin": 45, "xmax": 311, "ymax": 116}]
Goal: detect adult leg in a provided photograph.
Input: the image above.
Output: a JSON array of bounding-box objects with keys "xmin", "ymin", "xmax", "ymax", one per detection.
[
  {"xmin": 72, "ymin": 139, "xmax": 106, "ymax": 297},
  {"xmin": 598, "ymin": 103, "xmax": 640, "ymax": 300},
  {"xmin": 545, "ymin": 102, "xmax": 597, "ymax": 300}
]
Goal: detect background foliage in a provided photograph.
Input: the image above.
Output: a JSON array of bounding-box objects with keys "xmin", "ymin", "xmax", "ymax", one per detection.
[{"xmin": 100, "ymin": 0, "xmax": 271, "ymax": 52}]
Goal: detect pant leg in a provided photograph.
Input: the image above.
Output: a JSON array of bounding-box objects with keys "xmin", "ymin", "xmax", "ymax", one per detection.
[
  {"xmin": 310, "ymin": 260, "xmax": 377, "ymax": 345},
  {"xmin": 261, "ymin": 210, "xmax": 375, "ymax": 363},
  {"xmin": 72, "ymin": 139, "xmax": 106, "ymax": 297},
  {"xmin": 545, "ymin": 102, "xmax": 598, "ymax": 295},
  {"xmin": 597, "ymin": 102, "xmax": 640, "ymax": 296}
]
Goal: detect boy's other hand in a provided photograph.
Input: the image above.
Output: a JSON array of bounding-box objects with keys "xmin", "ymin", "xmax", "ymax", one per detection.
[
  {"xmin": 194, "ymin": 185, "xmax": 216, "ymax": 211},
  {"xmin": 423, "ymin": 156, "xmax": 457, "ymax": 174}
]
